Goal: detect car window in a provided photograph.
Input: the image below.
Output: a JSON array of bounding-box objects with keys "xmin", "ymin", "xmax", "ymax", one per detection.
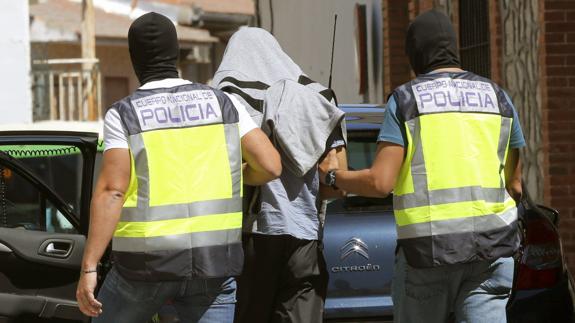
[
  {"xmin": 347, "ymin": 130, "xmax": 379, "ymax": 170},
  {"xmin": 0, "ymin": 144, "xmax": 84, "ymax": 214},
  {"xmin": 326, "ymin": 129, "xmax": 392, "ymax": 212},
  {"xmin": 0, "ymin": 165, "xmax": 77, "ymax": 234}
]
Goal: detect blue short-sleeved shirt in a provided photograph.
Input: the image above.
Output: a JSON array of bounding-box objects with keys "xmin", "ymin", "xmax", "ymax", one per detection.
[{"xmin": 377, "ymin": 91, "xmax": 526, "ymax": 149}]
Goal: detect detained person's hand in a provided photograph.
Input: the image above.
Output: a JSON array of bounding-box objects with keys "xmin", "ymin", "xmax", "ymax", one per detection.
[
  {"xmin": 76, "ymin": 272, "xmax": 103, "ymax": 317},
  {"xmin": 319, "ymin": 149, "xmax": 339, "ymax": 183}
]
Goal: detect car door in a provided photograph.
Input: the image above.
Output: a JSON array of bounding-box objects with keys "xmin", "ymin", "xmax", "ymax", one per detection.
[{"xmin": 0, "ymin": 131, "xmax": 97, "ymax": 322}]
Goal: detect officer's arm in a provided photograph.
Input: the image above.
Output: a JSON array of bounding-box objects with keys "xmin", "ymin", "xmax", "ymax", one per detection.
[
  {"xmin": 319, "ymin": 146, "xmax": 348, "ymax": 199},
  {"xmin": 320, "ymin": 142, "xmax": 404, "ymax": 198},
  {"xmin": 77, "ymin": 148, "xmax": 130, "ymax": 316},
  {"xmin": 505, "ymin": 148, "xmax": 522, "ymax": 203},
  {"xmin": 81, "ymin": 148, "xmax": 130, "ymax": 270},
  {"xmin": 241, "ymin": 128, "xmax": 282, "ymax": 185}
]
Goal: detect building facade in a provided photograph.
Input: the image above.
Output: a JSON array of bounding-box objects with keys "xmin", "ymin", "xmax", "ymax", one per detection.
[
  {"xmin": 0, "ymin": 2, "xmax": 32, "ymax": 124},
  {"xmin": 28, "ymin": 0, "xmax": 254, "ymax": 121},
  {"xmin": 257, "ymin": 0, "xmax": 384, "ymax": 104}
]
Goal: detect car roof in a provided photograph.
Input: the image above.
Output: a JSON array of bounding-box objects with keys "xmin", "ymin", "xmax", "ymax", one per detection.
[
  {"xmin": 0, "ymin": 105, "xmax": 385, "ymax": 137},
  {"xmin": 339, "ymin": 104, "xmax": 385, "ymax": 131},
  {"xmin": 0, "ymin": 121, "xmax": 103, "ymax": 139}
]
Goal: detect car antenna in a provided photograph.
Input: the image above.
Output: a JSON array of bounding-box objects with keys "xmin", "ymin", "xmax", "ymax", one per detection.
[{"xmin": 328, "ymin": 14, "xmax": 338, "ymax": 89}]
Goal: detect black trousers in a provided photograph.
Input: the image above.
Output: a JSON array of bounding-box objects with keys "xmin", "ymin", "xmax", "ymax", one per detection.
[{"xmin": 235, "ymin": 233, "xmax": 328, "ymax": 323}]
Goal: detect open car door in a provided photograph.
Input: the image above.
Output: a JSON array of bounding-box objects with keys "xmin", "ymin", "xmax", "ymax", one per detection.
[{"xmin": 0, "ymin": 131, "xmax": 97, "ymax": 322}]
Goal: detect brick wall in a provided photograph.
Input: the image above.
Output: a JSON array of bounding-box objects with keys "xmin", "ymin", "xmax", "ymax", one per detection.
[
  {"xmin": 411, "ymin": 0, "xmax": 434, "ymax": 19},
  {"xmin": 383, "ymin": 0, "xmax": 411, "ymax": 96},
  {"xmin": 489, "ymin": 0, "xmax": 502, "ymax": 84},
  {"xmin": 542, "ymin": 0, "xmax": 575, "ymax": 271},
  {"xmin": 384, "ymin": 0, "xmax": 449, "ymax": 95}
]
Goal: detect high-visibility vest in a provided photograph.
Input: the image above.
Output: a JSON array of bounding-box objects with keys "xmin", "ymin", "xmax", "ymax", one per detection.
[
  {"xmin": 391, "ymin": 71, "xmax": 519, "ymax": 268},
  {"xmin": 110, "ymin": 83, "xmax": 243, "ymax": 280}
]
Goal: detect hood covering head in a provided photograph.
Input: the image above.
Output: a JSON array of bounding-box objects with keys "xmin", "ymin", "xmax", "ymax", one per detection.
[
  {"xmin": 212, "ymin": 27, "xmax": 345, "ymax": 177},
  {"xmin": 405, "ymin": 9, "xmax": 460, "ymax": 76},
  {"xmin": 213, "ymin": 27, "xmax": 303, "ymax": 86},
  {"xmin": 128, "ymin": 12, "xmax": 179, "ymax": 85}
]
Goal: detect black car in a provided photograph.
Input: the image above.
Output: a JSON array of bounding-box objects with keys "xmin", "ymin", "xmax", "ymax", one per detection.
[
  {"xmin": 0, "ymin": 131, "xmax": 97, "ymax": 323},
  {"xmin": 0, "ymin": 106, "xmax": 573, "ymax": 322}
]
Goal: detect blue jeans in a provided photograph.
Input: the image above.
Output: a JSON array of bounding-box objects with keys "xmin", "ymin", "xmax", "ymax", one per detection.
[
  {"xmin": 93, "ymin": 266, "xmax": 236, "ymax": 323},
  {"xmin": 393, "ymin": 248, "xmax": 514, "ymax": 323}
]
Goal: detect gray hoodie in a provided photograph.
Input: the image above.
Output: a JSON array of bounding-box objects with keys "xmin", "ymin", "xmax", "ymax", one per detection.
[
  {"xmin": 213, "ymin": 27, "xmax": 345, "ymax": 239},
  {"xmin": 213, "ymin": 27, "xmax": 345, "ymax": 177}
]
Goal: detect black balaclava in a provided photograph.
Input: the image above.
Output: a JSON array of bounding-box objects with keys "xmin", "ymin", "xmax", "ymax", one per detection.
[
  {"xmin": 405, "ymin": 9, "xmax": 461, "ymax": 76},
  {"xmin": 128, "ymin": 12, "xmax": 179, "ymax": 85}
]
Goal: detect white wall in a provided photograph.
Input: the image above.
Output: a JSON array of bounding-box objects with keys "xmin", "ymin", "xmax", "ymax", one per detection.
[
  {"xmin": 258, "ymin": 0, "xmax": 383, "ymax": 104},
  {"xmin": 0, "ymin": 2, "xmax": 32, "ymax": 124}
]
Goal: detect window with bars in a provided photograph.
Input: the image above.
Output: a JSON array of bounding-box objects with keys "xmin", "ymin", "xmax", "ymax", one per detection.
[{"xmin": 459, "ymin": 0, "xmax": 491, "ymax": 78}]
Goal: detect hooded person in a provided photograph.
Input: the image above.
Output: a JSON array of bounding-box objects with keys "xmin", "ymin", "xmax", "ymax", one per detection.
[
  {"xmin": 317, "ymin": 9, "xmax": 526, "ymax": 323},
  {"xmin": 213, "ymin": 27, "xmax": 346, "ymax": 176},
  {"xmin": 213, "ymin": 27, "xmax": 348, "ymax": 323},
  {"xmin": 75, "ymin": 12, "xmax": 282, "ymax": 323}
]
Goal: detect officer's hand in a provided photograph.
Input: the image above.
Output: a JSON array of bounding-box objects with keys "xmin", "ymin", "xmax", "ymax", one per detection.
[
  {"xmin": 319, "ymin": 149, "xmax": 339, "ymax": 183},
  {"xmin": 76, "ymin": 272, "xmax": 103, "ymax": 317}
]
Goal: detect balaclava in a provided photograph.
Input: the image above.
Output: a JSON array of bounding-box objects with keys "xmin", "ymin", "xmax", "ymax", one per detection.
[
  {"xmin": 405, "ymin": 9, "xmax": 461, "ymax": 76},
  {"xmin": 128, "ymin": 12, "xmax": 179, "ymax": 85}
]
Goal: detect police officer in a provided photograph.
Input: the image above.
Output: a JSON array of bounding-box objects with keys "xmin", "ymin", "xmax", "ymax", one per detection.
[
  {"xmin": 75, "ymin": 12, "xmax": 281, "ymax": 322},
  {"xmin": 320, "ymin": 9, "xmax": 525, "ymax": 323}
]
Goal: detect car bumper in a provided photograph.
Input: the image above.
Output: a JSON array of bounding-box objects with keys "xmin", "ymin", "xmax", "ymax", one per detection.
[{"xmin": 324, "ymin": 295, "xmax": 393, "ymax": 320}]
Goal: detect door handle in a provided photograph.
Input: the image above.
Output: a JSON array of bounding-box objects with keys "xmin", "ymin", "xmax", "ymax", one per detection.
[
  {"xmin": 45, "ymin": 242, "xmax": 71, "ymax": 255},
  {"xmin": 39, "ymin": 239, "xmax": 73, "ymax": 258},
  {"xmin": 0, "ymin": 242, "xmax": 12, "ymax": 253}
]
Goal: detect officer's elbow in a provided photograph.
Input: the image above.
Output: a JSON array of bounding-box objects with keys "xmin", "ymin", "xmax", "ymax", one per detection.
[
  {"xmin": 101, "ymin": 185, "xmax": 127, "ymax": 202},
  {"xmin": 373, "ymin": 184, "xmax": 391, "ymax": 198},
  {"xmin": 265, "ymin": 157, "xmax": 282, "ymax": 180},
  {"xmin": 371, "ymin": 174, "xmax": 392, "ymax": 198},
  {"xmin": 245, "ymin": 156, "xmax": 281, "ymax": 185},
  {"xmin": 507, "ymin": 180, "xmax": 522, "ymax": 203},
  {"xmin": 271, "ymin": 165, "xmax": 282, "ymax": 179},
  {"xmin": 94, "ymin": 174, "xmax": 128, "ymax": 202}
]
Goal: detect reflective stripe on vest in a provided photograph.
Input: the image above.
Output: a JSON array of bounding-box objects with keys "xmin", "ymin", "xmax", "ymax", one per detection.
[
  {"xmin": 110, "ymin": 84, "xmax": 243, "ymax": 279},
  {"xmin": 392, "ymin": 73, "xmax": 519, "ymax": 268}
]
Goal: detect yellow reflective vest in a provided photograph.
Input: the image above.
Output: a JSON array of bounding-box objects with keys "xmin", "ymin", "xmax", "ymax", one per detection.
[
  {"xmin": 111, "ymin": 83, "xmax": 243, "ymax": 280},
  {"xmin": 391, "ymin": 72, "xmax": 520, "ymax": 268}
]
